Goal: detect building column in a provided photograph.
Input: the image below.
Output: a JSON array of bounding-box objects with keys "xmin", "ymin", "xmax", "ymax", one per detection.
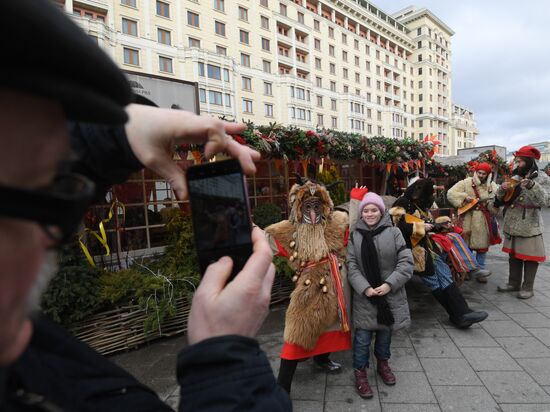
[{"xmin": 64, "ymin": 0, "xmax": 73, "ymax": 13}]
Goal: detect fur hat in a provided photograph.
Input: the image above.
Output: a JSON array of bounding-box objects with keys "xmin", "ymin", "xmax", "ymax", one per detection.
[
  {"xmin": 2, "ymin": 0, "xmax": 132, "ymax": 124},
  {"xmin": 403, "ymin": 178, "xmax": 435, "ymax": 210},
  {"xmin": 435, "ymin": 216, "xmax": 452, "ymax": 224},
  {"xmin": 359, "ymin": 192, "xmax": 385, "ymax": 216}
]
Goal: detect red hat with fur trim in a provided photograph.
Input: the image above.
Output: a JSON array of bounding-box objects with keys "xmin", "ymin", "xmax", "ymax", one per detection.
[
  {"xmin": 475, "ymin": 162, "xmax": 492, "ymax": 174},
  {"xmin": 514, "ymin": 145, "xmax": 541, "ymax": 160}
]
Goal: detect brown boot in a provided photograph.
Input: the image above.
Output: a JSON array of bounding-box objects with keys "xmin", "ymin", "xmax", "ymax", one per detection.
[
  {"xmin": 498, "ymin": 257, "xmax": 522, "ymax": 292},
  {"xmin": 376, "ymin": 359, "xmax": 396, "ymax": 385},
  {"xmin": 354, "ymin": 368, "xmax": 374, "ymax": 398}
]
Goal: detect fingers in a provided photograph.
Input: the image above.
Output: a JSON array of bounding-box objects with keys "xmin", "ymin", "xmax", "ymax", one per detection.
[
  {"xmin": 219, "ymin": 139, "xmax": 260, "ymax": 175},
  {"xmin": 150, "ymin": 157, "xmax": 189, "ymax": 200},
  {"xmin": 260, "ymin": 263, "xmax": 276, "ymax": 303},
  {"xmin": 198, "ymin": 256, "xmax": 234, "ymax": 296}
]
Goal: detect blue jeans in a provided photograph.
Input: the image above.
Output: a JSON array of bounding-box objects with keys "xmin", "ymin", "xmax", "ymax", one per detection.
[
  {"xmin": 475, "ymin": 252, "xmax": 487, "ymax": 269},
  {"xmin": 353, "ymin": 328, "xmax": 392, "ymax": 370},
  {"xmin": 421, "ymin": 254, "xmax": 454, "ymax": 291}
]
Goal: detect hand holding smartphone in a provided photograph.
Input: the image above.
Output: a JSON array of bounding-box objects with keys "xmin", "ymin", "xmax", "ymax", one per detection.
[{"xmin": 186, "ymin": 159, "xmax": 254, "ymax": 281}]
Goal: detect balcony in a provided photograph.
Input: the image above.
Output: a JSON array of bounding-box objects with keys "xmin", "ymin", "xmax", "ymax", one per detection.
[{"xmin": 74, "ymin": 0, "xmax": 109, "ymax": 12}]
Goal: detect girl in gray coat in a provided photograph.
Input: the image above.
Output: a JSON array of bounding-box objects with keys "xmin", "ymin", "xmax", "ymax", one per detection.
[{"xmin": 347, "ymin": 192, "xmax": 414, "ymax": 399}]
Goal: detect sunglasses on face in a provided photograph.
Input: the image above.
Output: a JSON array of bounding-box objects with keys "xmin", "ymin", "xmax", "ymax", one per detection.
[{"xmin": 0, "ymin": 173, "xmax": 95, "ymax": 243}]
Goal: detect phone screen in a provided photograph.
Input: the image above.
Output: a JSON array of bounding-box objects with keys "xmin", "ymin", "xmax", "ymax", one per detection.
[
  {"xmin": 187, "ymin": 160, "xmax": 253, "ymax": 279},
  {"xmin": 188, "ymin": 172, "xmax": 252, "ymax": 251}
]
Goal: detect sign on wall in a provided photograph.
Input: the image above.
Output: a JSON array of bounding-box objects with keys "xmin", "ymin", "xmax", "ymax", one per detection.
[{"xmin": 124, "ymin": 71, "xmax": 199, "ymax": 114}]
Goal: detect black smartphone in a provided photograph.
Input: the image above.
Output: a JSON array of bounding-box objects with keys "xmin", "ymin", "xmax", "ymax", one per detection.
[{"xmin": 186, "ymin": 159, "xmax": 253, "ymax": 280}]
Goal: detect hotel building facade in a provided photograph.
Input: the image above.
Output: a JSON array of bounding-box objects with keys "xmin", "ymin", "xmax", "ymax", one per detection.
[{"xmin": 58, "ymin": 0, "xmax": 478, "ymax": 155}]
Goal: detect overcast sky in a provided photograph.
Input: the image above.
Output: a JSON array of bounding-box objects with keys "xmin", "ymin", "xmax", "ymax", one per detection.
[{"xmin": 373, "ymin": 0, "xmax": 550, "ymax": 152}]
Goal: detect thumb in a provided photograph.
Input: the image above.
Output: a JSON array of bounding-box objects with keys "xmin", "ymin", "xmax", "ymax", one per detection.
[{"xmin": 199, "ymin": 256, "xmax": 234, "ymax": 295}]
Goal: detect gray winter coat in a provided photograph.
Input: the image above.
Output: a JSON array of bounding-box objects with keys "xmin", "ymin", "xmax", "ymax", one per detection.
[
  {"xmin": 496, "ymin": 175, "xmax": 550, "ymax": 237},
  {"xmin": 347, "ymin": 213, "xmax": 414, "ymax": 331}
]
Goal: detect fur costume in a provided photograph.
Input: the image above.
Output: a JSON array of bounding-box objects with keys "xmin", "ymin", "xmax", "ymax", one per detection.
[
  {"xmin": 447, "ymin": 174, "xmax": 499, "ymax": 250},
  {"xmin": 265, "ymin": 180, "xmax": 365, "ymax": 357}
]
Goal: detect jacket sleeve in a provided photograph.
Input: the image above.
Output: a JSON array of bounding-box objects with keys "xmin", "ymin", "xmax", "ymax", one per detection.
[
  {"xmin": 346, "ymin": 232, "xmax": 371, "ymax": 294},
  {"xmin": 69, "ymin": 122, "xmax": 144, "ymax": 201},
  {"xmin": 526, "ymin": 181, "xmax": 549, "ymax": 208},
  {"xmin": 177, "ymin": 335, "xmax": 291, "ymax": 412},
  {"xmin": 446, "ymin": 180, "xmax": 467, "ymax": 208},
  {"xmin": 384, "ymin": 228, "xmax": 414, "ymax": 291}
]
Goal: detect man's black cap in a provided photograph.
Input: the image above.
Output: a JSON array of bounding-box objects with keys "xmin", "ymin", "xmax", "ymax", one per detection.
[{"xmin": 2, "ymin": 0, "xmax": 132, "ymax": 124}]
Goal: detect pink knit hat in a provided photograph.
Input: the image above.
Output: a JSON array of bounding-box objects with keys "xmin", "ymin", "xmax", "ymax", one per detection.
[{"xmin": 358, "ymin": 192, "xmax": 385, "ymax": 216}]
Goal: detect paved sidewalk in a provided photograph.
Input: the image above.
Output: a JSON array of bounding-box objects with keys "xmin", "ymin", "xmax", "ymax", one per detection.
[{"xmin": 112, "ymin": 210, "xmax": 550, "ymax": 411}]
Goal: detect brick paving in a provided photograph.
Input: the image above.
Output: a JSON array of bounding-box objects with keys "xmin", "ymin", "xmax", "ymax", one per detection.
[{"xmin": 113, "ymin": 209, "xmax": 550, "ymax": 411}]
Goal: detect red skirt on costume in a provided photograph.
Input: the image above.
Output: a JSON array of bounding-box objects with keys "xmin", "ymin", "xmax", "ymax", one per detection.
[{"xmin": 281, "ymin": 330, "xmax": 351, "ymax": 360}]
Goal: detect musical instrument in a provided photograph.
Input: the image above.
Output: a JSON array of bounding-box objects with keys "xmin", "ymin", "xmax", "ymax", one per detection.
[
  {"xmin": 502, "ymin": 169, "xmax": 538, "ymax": 205},
  {"xmin": 458, "ymin": 199, "xmax": 478, "ymax": 215}
]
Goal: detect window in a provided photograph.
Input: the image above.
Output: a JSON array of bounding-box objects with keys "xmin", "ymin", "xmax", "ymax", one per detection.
[
  {"xmin": 314, "ymin": 19, "xmax": 320, "ymax": 30},
  {"xmin": 209, "ymin": 91, "xmax": 223, "ymax": 105},
  {"xmin": 315, "ymin": 58, "xmax": 321, "ymax": 69},
  {"xmin": 355, "ymin": 73, "xmax": 360, "ymax": 83},
  {"xmin": 188, "ymin": 11, "xmax": 199, "ymax": 27},
  {"xmin": 418, "ymin": 67, "xmax": 422, "ymax": 75},
  {"xmin": 316, "ymin": 95, "xmax": 323, "ymax": 107},
  {"xmin": 241, "ymin": 53, "xmax": 251, "ymax": 67},
  {"xmin": 265, "ymin": 103, "xmax": 274, "ymax": 117},
  {"xmin": 216, "ymin": 46, "xmax": 227, "ymax": 55},
  {"xmin": 199, "ymin": 88, "xmax": 206, "ymax": 103},
  {"xmin": 329, "ymin": 63, "xmax": 335, "ymax": 74},
  {"xmin": 264, "ymin": 82, "xmax": 272, "ymax": 95},
  {"xmin": 262, "ymin": 60, "xmax": 271, "ymax": 73},
  {"xmin": 419, "ymin": 81, "xmax": 423, "ymax": 88},
  {"xmin": 314, "ymin": 38, "xmax": 321, "ymax": 50},
  {"xmin": 355, "ymin": 56, "xmax": 360, "ymax": 66},
  {"xmin": 159, "ymin": 56, "xmax": 173, "ymax": 73},
  {"xmin": 157, "ymin": 28, "xmax": 171, "ymax": 45},
  {"xmin": 331, "ymin": 116, "xmax": 337, "ymax": 128},
  {"xmin": 200, "ymin": 64, "xmax": 228, "ymax": 81},
  {"xmin": 121, "ymin": 0, "xmax": 137, "ymax": 6},
  {"xmin": 317, "ymin": 114, "xmax": 324, "ymax": 126},
  {"xmin": 242, "ymin": 99, "xmax": 253, "ymax": 113},
  {"xmin": 297, "ymin": 12, "xmax": 304, "ymax": 24},
  {"xmin": 331, "ymin": 99, "xmax": 336, "ymax": 110},
  {"xmin": 417, "ymin": 41, "xmax": 422, "ymax": 49},
  {"xmin": 279, "ymin": 3, "xmax": 287, "ymax": 15},
  {"xmin": 225, "ymin": 94, "xmax": 231, "ymax": 107},
  {"xmin": 122, "ymin": 18, "xmax": 137, "ymax": 36},
  {"xmin": 215, "ymin": 21, "xmax": 226, "ymax": 36},
  {"xmin": 123, "ymin": 47, "xmax": 139, "ymax": 65},
  {"xmin": 261, "ymin": 16, "xmax": 269, "ymax": 29},
  {"xmin": 329, "ymin": 45, "xmax": 335, "ymax": 57},
  {"xmin": 156, "ymin": 1, "xmax": 170, "ymax": 18},
  {"xmin": 330, "ymin": 81, "xmax": 336, "ymax": 92},
  {"xmin": 341, "ymin": 33, "xmax": 347, "ymax": 44},
  {"xmin": 260, "ymin": 0, "xmax": 268, "ymax": 6},
  {"xmin": 261, "ymin": 37, "xmax": 270, "ymax": 51},
  {"xmin": 214, "ymin": 0, "xmax": 224, "ymax": 11},
  {"xmin": 316, "ymin": 76, "xmax": 322, "ymax": 87},
  {"xmin": 242, "ymin": 76, "xmax": 252, "ymax": 91},
  {"xmin": 342, "ymin": 51, "xmax": 347, "ymax": 62},
  {"xmin": 239, "ymin": 30, "xmax": 249, "ymax": 44},
  {"xmin": 418, "ymin": 54, "xmax": 422, "ymax": 62},
  {"xmin": 343, "ymin": 68, "xmax": 348, "ymax": 79},
  {"xmin": 328, "ymin": 27, "xmax": 334, "ymax": 38},
  {"xmin": 366, "ymin": 76, "xmax": 371, "ymax": 87},
  {"xmin": 417, "ymin": 27, "xmax": 421, "ymax": 36},
  {"xmin": 238, "ymin": 6, "xmax": 248, "ymax": 20},
  {"xmin": 188, "ymin": 37, "xmax": 200, "ymax": 48}
]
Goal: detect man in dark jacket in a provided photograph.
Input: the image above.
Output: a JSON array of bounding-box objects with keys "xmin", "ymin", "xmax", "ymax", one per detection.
[{"xmin": 0, "ymin": 1, "xmax": 290, "ymax": 411}]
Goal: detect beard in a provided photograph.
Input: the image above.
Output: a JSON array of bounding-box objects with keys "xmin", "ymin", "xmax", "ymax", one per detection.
[
  {"xmin": 27, "ymin": 250, "xmax": 59, "ymax": 314},
  {"xmin": 295, "ymin": 221, "xmax": 329, "ymax": 262}
]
